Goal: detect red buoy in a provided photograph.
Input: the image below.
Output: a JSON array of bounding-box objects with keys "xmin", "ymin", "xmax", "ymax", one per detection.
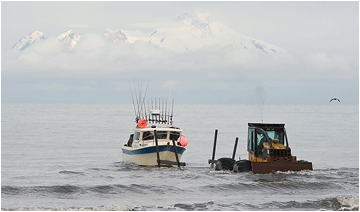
[
  {"xmin": 177, "ymin": 136, "xmax": 188, "ymax": 147},
  {"xmin": 138, "ymin": 119, "xmax": 148, "ymax": 128}
]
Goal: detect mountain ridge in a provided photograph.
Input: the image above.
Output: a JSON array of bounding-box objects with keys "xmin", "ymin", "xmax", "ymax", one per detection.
[
  {"xmin": 11, "ymin": 31, "xmax": 46, "ymax": 51},
  {"xmin": 9, "ymin": 10, "xmax": 286, "ymax": 54}
]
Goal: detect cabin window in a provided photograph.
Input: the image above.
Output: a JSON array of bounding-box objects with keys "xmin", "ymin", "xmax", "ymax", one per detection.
[
  {"xmin": 143, "ymin": 131, "xmax": 154, "ymax": 140},
  {"xmin": 247, "ymin": 129, "xmax": 254, "ymax": 152},
  {"xmin": 134, "ymin": 132, "xmax": 140, "ymax": 140},
  {"xmin": 255, "ymin": 130, "xmax": 268, "ymax": 155},
  {"xmin": 265, "ymin": 130, "xmax": 284, "ymax": 145},
  {"xmin": 170, "ymin": 131, "xmax": 180, "ymax": 141},
  {"xmin": 142, "ymin": 131, "xmax": 168, "ymax": 140},
  {"xmin": 256, "ymin": 132, "xmax": 265, "ymax": 146},
  {"xmin": 157, "ymin": 131, "xmax": 168, "ymax": 139}
]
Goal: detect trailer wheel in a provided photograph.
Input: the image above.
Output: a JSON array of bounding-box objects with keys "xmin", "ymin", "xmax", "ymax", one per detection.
[
  {"xmin": 215, "ymin": 157, "xmax": 235, "ymax": 171},
  {"xmin": 233, "ymin": 160, "xmax": 252, "ymax": 173}
]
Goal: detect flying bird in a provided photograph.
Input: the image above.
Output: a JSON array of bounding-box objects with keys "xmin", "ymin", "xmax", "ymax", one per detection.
[{"xmin": 329, "ymin": 98, "xmax": 340, "ymax": 103}]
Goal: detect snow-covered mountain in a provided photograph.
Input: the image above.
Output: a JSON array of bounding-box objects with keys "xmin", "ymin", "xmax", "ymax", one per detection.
[
  {"xmin": 9, "ymin": 10, "xmax": 286, "ymax": 54},
  {"xmin": 151, "ymin": 10, "xmax": 286, "ymax": 53},
  {"xmin": 101, "ymin": 29, "xmax": 128, "ymax": 42},
  {"xmin": 10, "ymin": 30, "xmax": 81, "ymax": 51},
  {"xmin": 148, "ymin": 10, "xmax": 239, "ymax": 53},
  {"xmin": 118, "ymin": 10, "xmax": 286, "ymax": 54},
  {"xmin": 57, "ymin": 30, "xmax": 81, "ymax": 49},
  {"xmin": 10, "ymin": 31, "xmax": 46, "ymax": 51}
]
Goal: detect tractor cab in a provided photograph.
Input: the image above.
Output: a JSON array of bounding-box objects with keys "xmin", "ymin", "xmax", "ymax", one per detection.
[
  {"xmin": 247, "ymin": 123, "xmax": 291, "ymax": 161},
  {"xmin": 246, "ymin": 123, "xmax": 312, "ymax": 173}
]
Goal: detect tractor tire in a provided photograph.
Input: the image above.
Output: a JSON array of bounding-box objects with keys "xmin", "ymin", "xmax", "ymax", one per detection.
[
  {"xmin": 214, "ymin": 157, "xmax": 235, "ymax": 171},
  {"xmin": 233, "ymin": 160, "xmax": 252, "ymax": 173}
]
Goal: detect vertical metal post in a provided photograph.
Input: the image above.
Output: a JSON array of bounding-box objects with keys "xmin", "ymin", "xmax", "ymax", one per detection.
[
  {"xmin": 232, "ymin": 137, "xmax": 239, "ymax": 160},
  {"xmin": 171, "ymin": 140, "xmax": 180, "ymax": 168},
  {"xmin": 211, "ymin": 129, "xmax": 218, "ymax": 168},
  {"xmin": 154, "ymin": 130, "xmax": 161, "ymax": 167}
]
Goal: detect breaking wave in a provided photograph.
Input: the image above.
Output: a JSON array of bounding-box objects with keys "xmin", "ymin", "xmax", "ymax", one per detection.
[
  {"xmin": 1, "ymin": 197, "xmax": 358, "ymax": 211},
  {"xmin": 1, "ymin": 166, "xmax": 358, "ymax": 211}
]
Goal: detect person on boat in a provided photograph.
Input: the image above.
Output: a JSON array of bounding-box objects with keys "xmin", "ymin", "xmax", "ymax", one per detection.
[{"xmin": 127, "ymin": 134, "xmax": 134, "ymax": 147}]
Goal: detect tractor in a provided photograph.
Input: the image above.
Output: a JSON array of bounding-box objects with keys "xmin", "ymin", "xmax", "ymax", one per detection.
[{"xmin": 212, "ymin": 123, "xmax": 313, "ymax": 174}]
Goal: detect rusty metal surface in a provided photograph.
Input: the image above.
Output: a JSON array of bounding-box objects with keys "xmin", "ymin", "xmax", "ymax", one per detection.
[{"xmin": 252, "ymin": 157, "xmax": 313, "ymax": 174}]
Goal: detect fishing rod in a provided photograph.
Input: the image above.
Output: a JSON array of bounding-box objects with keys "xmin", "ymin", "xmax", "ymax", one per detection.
[
  {"xmin": 154, "ymin": 98, "xmax": 157, "ymax": 123},
  {"xmin": 165, "ymin": 98, "xmax": 168, "ymax": 124},
  {"xmin": 129, "ymin": 82, "xmax": 137, "ymax": 121},
  {"xmin": 138, "ymin": 81, "xmax": 142, "ymax": 118},
  {"xmin": 139, "ymin": 81, "xmax": 149, "ymax": 120},
  {"xmin": 160, "ymin": 98, "xmax": 162, "ymax": 124},
  {"xmin": 158, "ymin": 98, "xmax": 161, "ymax": 123},
  {"xmin": 133, "ymin": 82, "xmax": 140, "ymax": 120},
  {"xmin": 160, "ymin": 98, "xmax": 163, "ymax": 123},
  {"xmin": 170, "ymin": 99, "xmax": 174, "ymax": 125},
  {"xmin": 147, "ymin": 98, "xmax": 151, "ymax": 123},
  {"xmin": 162, "ymin": 98, "xmax": 165, "ymax": 124},
  {"xmin": 151, "ymin": 97, "xmax": 154, "ymax": 124},
  {"xmin": 167, "ymin": 96, "xmax": 172, "ymax": 125}
]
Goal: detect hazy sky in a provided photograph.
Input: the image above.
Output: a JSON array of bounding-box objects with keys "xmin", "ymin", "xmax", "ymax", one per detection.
[{"xmin": 1, "ymin": 1, "xmax": 359, "ymax": 104}]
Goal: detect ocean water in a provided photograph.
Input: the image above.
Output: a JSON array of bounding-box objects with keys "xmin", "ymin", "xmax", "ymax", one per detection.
[{"xmin": 1, "ymin": 104, "xmax": 359, "ymax": 211}]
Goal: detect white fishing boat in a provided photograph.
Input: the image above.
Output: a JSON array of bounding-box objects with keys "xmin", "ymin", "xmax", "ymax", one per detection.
[{"xmin": 122, "ymin": 85, "xmax": 188, "ymax": 167}]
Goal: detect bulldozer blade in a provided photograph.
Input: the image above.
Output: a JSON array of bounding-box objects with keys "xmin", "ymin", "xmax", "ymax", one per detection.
[{"xmin": 252, "ymin": 159, "xmax": 313, "ymax": 174}]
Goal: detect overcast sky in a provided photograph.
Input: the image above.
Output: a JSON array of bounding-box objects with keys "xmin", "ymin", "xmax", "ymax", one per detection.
[{"xmin": 1, "ymin": 1, "xmax": 359, "ymax": 105}]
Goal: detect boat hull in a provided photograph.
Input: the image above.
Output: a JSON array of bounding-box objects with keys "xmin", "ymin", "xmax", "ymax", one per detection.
[{"xmin": 122, "ymin": 145, "xmax": 186, "ymax": 166}]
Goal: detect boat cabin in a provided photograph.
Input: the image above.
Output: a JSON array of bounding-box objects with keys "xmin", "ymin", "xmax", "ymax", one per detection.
[{"xmin": 126, "ymin": 126, "xmax": 182, "ymax": 147}]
